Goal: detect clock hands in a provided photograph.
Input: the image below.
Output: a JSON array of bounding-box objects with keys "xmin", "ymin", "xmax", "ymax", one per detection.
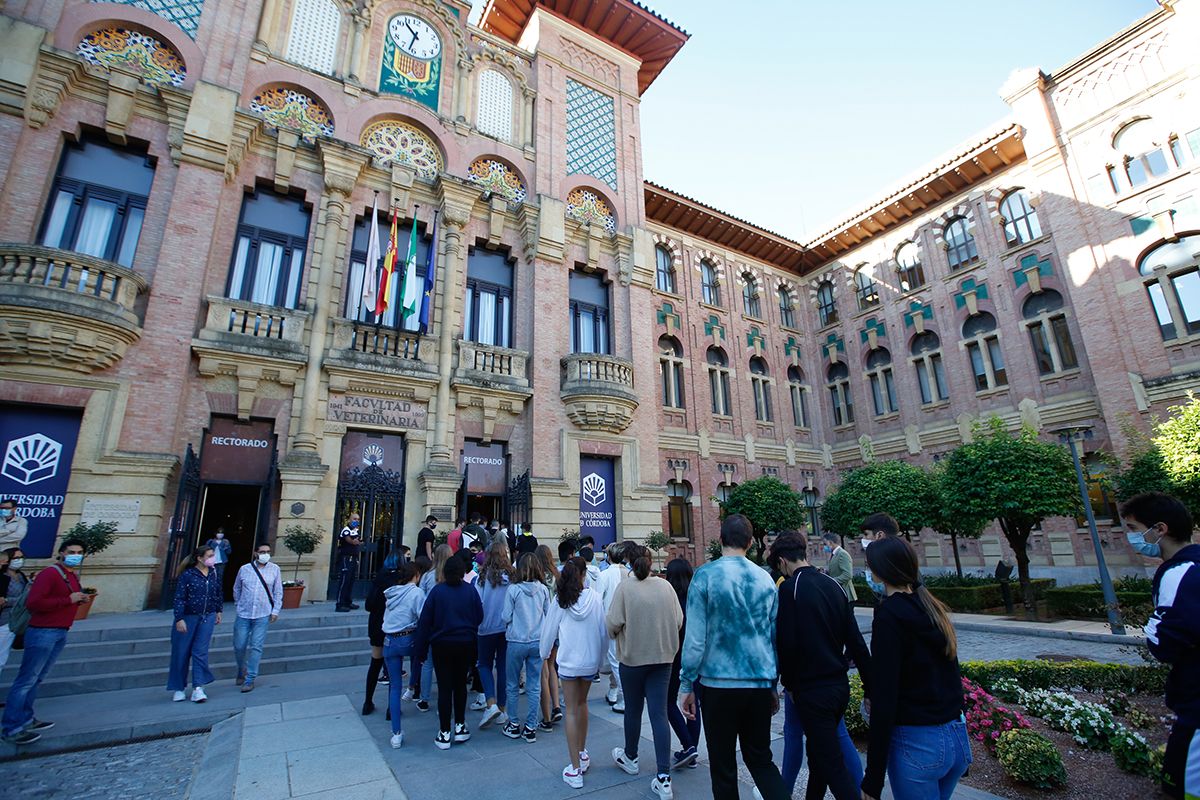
[{"xmin": 404, "ymin": 21, "xmax": 419, "ymax": 50}]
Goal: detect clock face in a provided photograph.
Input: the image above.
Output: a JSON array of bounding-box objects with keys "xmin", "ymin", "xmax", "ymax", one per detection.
[{"xmin": 389, "ymin": 14, "xmax": 441, "ymax": 61}]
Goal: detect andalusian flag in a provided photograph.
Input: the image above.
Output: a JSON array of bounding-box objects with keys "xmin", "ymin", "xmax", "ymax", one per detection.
[
  {"xmin": 398, "ymin": 217, "xmax": 421, "ymax": 324},
  {"xmin": 375, "ymin": 207, "xmax": 398, "ymax": 317}
]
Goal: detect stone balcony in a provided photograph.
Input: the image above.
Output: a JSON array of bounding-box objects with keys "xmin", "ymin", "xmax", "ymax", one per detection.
[
  {"xmin": 0, "ymin": 243, "xmax": 147, "ymax": 373},
  {"xmin": 325, "ymin": 318, "xmax": 437, "ymax": 378},
  {"xmin": 560, "ymin": 353, "xmax": 639, "ymax": 433},
  {"xmin": 194, "ymin": 295, "xmax": 310, "ymax": 362},
  {"xmin": 453, "ymin": 339, "xmax": 530, "ymax": 391}
]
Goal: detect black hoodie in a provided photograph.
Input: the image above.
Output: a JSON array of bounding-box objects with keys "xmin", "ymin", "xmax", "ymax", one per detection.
[
  {"xmin": 1148, "ymin": 543, "xmax": 1200, "ymax": 727},
  {"xmin": 862, "ymin": 591, "xmax": 964, "ymax": 799}
]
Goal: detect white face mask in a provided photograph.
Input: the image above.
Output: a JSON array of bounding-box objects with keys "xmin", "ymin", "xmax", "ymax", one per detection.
[
  {"xmin": 257, "ymin": 553, "xmax": 271, "ymax": 564},
  {"xmin": 8, "ymin": 558, "xmax": 23, "ymax": 570}
]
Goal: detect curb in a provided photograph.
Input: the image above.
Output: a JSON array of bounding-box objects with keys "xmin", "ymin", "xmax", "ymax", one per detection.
[
  {"xmin": 186, "ymin": 712, "xmax": 244, "ymax": 800},
  {"xmin": 0, "ymin": 710, "xmax": 235, "ymax": 762},
  {"xmin": 950, "ymin": 620, "xmax": 1145, "ymax": 646}
]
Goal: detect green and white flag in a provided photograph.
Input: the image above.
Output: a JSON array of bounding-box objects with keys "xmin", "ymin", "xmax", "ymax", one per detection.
[{"xmin": 399, "ymin": 220, "xmax": 421, "ymax": 324}]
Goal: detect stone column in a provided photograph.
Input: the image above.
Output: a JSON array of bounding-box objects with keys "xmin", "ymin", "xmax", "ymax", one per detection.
[
  {"xmin": 522, "ymin": 87, "xmax": 536, "ymax": 151},
  {"xmin": 349, "ymin": 12, "xmax": 367, "ymax": 82},
  {"xmin": 454, "ymin": 57, "xmax": 472, "ymax": 122},
  {"xmin": 256, "ymin": 0, "xmax": 284, "ymax": 51}
]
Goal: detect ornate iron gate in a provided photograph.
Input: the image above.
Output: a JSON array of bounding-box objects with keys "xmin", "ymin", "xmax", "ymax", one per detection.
[
  {"xmin": 160, "ymin": 444, "xmax": 201, "ymax": 609},
  {"xmin": 506, "ymin": 469, "xmax": 531, "ymax": 530},
  {"xmin": 329, "ymin": 464, "xmax": 405, "ymax": 599}
]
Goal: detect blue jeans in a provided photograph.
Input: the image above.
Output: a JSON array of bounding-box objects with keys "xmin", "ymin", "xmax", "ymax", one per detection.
[
  {"xmin": 418, "ymin": 657, "xmax": 434, "ymax": 701},
  {"xmin": 504, "ymin": 640, "xmax": 543, "ymax": 729},
  {"xmin": 383, "ymin": 633, "xmax": 416, "ymax": 735},
  {"xmin": 477, "ymin": 632, "xmax": 507, "ymax": 707},
  {"xmin": 233, "ymin": 615, "xmax": 271, "ymax": 683},
  {"xmin": 2, "ymin": 626, "xmax": 68, "ymax": 736},
  {"xmin": 887, "ymin": 720, "xmax": 972, "ymax": 800},
  {"xmin": 167, "ymin": 613, "xmax": 217, "ymax": 691}
]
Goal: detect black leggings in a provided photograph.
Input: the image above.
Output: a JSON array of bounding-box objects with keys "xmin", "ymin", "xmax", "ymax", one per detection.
[{"xmin": 432, "ymin": 640, "xmax": 476, "ymax": 732}]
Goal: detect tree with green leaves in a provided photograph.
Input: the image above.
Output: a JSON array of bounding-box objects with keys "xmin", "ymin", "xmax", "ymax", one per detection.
[
  {"xmin": 1115, "ymin": 394, "xmax": 1200, "ymax": 519},
  {"xmin": 928, "ymin": 463, "xmax": 988, "ymax": 578},
  {"xmin": 941, "ymin": 418, "xmax": 1079, "ymax": 613},
  {"xmin": 718, "ymin": 476, "xmax": 808, "ymax": 563},
  {"xmin": 819, "ymin": 460, "xmax": 938, "ymax": 540}
]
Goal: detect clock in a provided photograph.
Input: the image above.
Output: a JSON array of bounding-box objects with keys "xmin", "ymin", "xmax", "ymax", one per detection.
[{"xmin": 388, "ymin": 14, "xmax": 441, "ymax": 61}]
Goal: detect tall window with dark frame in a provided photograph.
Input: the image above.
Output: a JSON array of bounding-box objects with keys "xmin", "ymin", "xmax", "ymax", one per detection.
[
  {"xmin": 742, "ymin": 273, "xmax": 762, "ymax": 318},
  {"xmin": 701, "ymin": 260, "xmax": 721, "ymax": 306},
  {"xmin": 1023, "ymin": 290, "xmax": 1078, "ymax": 375},
  {"xmin": 659, "ymin": 335, "xmax": 685, "ymax": 409},
  {"xmin": 855, "ymin": 266, "xmax": 879, "ymax": 309},
  {"xmin": 910, "ymin": 331, "xmax": 949, "ymax": 404},
  {"xmin": 749, "ymin": 356, "xmax": 772, "ymax": 422},
  {"xmin": 39, "ymin": 136, "xmax": 156, "ymax": 268},
  {"xmin": 778, "ymin": 287, "xmax": 796, "ymax": 327},
  {"xmin": 464, "ymin": 248, "xmax": 513, "ymax": 347},
  {"xmin": 226, "ymin": 189, "xmax": 311, "ymax": 309},
  {"xmin": 999, "ymin": 190, "xmax": 1042, "ymax": 246},
  {"xmin": 787, "ymin": 365, "xmax": 810, "ymax": 428},
  {"xmin": 826, "ymin": 362, "xmax": 854, "ymax": 426},
  {"xmin": 344, "ymin": 214, "xmax": 430, "ymax": 330},
  {"xmin": 944, "ymin": 216, "xmax": 979, "ymax": 270},
  {"xmin": 895, "ymin": 242, "xmax": 924, "ymax": 292},
  {"xmin": 962, "ymin": 312, "xmax": 1007, "ymax": 391},
  {"xmin": 707, "ymin": 346, "xmax": 732, "ymax": 415},
  {"xmin": 569, "ymin": 270, "xmax": 609, "ymax": 354},
  {"xmin": 1139, "ymin": 235, "xmax": 1200, "ymax": 341},
  {"xmin": 654, "ymin": 245, "xmax": 676, "ymax": 294},
  {"xmin": 816, "ymin": 280, "xmax": 838, "ymax": 326},
  {"xmin": 667, "ymin": 480, "xmax": 693, "ymax": 540},
  {"xmin": 865, "ymin": 348, "xmax": 898, "ymax": 416}
]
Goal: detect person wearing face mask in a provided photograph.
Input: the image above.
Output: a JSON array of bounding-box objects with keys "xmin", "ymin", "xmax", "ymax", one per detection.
[
  {"xmin": 1121, "ymin": 492, "xmax": 1199, "ymax": 800},
  {"xmin": 0, "ymin": 547, "xmax": 31, "ymax": 671},
  {"xmin": 859, "ymin": 513, "xmax": 901, "ymax": 598},
  {"xmin": 204, "ymin": 528, "xmax": 232, "ymax": 587},
  {"xmin": 2, "ymin": 538, "xmax": 89, "ymax": 745},
  {"xmin": 0, "ymin": 499, "xmax": 27, "ymax": 549},
  {"xmin": 335, "ymin": 513, "xmax": 363, "ymax": 612},
  {"xmin": 167, "ymin": 545, "xmax": 224, "ymax": 703},
  {"xmin": 232, "ymin": 543, "xmax": 283, "ymax": 693},
  {"xmin": 821, "ymin": 533, "xmax": 857, "ymax": 603}
]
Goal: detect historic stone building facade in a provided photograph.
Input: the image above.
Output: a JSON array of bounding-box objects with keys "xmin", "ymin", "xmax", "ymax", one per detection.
[{"xmin": 0, "ymin": 0, "xmax": 1196, "ymax": 610}]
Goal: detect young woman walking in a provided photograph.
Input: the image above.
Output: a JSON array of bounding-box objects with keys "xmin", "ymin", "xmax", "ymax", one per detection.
[
  {"xmin": 501, "ymin": 553, "xmax": 551, "ymax": 742},
  {"xmin": 861, "ymin": 536, "xmax": 970, "ymax": 800},
  {"xmin": 414, "ymin": 554, "xmax": 483, "ymax": 749},
  {"xmin": 414, "ymin": 545, "xmax": 453, "ymax": 712},
  {"xmin": 540, "ymin": 557, "xmax": 606, "ymax": 789},
  {"xmin": 476, "ymin": 541, "xmax": 513, "ymax": 729},
  {"xmin": 363, "ymin": 552, "xmax": 400, "ymax": 715},
  {"xmin": 664, "ymin": 557, "xmax": 702, "ymax": 769},
  {"xmin": 382, "ymin": 563, "xmax": 425, "ymax": 748},
  {"xmin": 534, "ymin": 544, "xmax": 562, "ymax": 728},
  {"xmin": 0, "ymin": 547, "xmax": 30, "ymax": 670},
  {"xmin": 607, "ymin": 546, "xmax": 683, "ymax": 799},
  {"xmin": 168, "ymin": 545, "xmax": 223, "ymax": 703}
]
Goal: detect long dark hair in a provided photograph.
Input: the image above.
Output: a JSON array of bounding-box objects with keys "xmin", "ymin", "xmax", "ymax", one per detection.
[
  {"xmin": 665, "ymin": 557, "xmax": 693, "ymax": 611},
  {"xmin": 177, "ymin": 545, "xmax": 213, "ymax": 578},
  {"xmin": 535, "ymin": 544, "xmax": 559, "ymax": 583},
  {"xmin": 628, "ymin": 545, "xmax": 652, "ymax": 580},
  {"xmin": 481, "ymin": 540, "xmax": 513, "ymax": 587},
  {"xmin": 514, "ymin": 553, "xmax": 541, "ymax": 584},
  {"xmin": 865, "ymin": 536, "xmax": 957, "ymax": 660},
  {"xmin": 443, "ymin": 552, "xmax": 467, "ymax": 586},
  {"xmin": 555, "ymin": 557, "xmax": 587, "ymax": 609}
]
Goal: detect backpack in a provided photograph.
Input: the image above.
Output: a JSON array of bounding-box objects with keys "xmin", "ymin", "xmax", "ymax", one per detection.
[{"xmin": 7, "ymin": 578, "xmax": 32, "ymax": 636}]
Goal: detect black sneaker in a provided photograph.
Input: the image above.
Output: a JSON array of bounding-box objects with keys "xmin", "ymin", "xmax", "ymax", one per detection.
[
  {"xmin": 416, "ymin": 699, "xmax": 430, "ymax": 712},
  {"xmin": 379, "ymin": 674, "xmax": 390, "ymax": 685},
  {"xmin": 538, "ymin": 719, "xmax": 554, "ymax": 732},
  {"xmin": 671, "ymin": 746, "xmax": 698, "ymax": 769},
  {"xmin": 27, "ymin": 719, "xmax": 54, "ymax": 732},
  {"xmin": 361, "ymin": 701, "xmax": 375, "ymax": 716},
  {"xmin": 1, "ymin": 729, "xmax": 40, "ymax": 745},
  {"xmin": 502, "ymin": 720, "xmax": 522, "ymax": 739},
  {"xmin": 551, "ymin": 707, "xmax": 564, "ymax": 723},
  {"xmin": 522, "ymin": 725, "xmax": 537, "ymax": 743},
  {"xmin": 350, "ymin": 603, "xmax": 361, "ymax": 610},
  {"xmin": 434, "ymin": 730, "xmax": 451, "ymax": 750},
  {"xmin": 453, "ymin": 723, "xmax": 471, "ymax": 743}
]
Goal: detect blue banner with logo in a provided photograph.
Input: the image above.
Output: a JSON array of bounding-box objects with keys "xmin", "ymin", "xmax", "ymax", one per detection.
[
  {"xmin": 579, "ymin": 456, "xmax": 616, "ymax": 548},
  {"xmin": 0, "ymin": 405, "xmax": 83, "ymax": 558}
]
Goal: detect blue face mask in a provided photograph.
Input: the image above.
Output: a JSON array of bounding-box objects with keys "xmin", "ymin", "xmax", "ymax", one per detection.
[
  {"xmin": 1126, "ymin": 529, "xmax": 1162, "ymax": 558},
  {"xmin": 865, "ymin": 568, "xmax": 885, "ymax": 595},
  {"xmin": 63, "ymin": 553, "xmax": 84, "ymax": 567},
  {"xmin": 348, "ymin": 520, "xmax": 359, "ymax": 529}
]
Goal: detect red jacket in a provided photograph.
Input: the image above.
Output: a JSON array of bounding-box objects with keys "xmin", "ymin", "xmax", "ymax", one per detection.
[{"xmin": 26, "ymin": 565, "xmax": 83, "ymax": 629}]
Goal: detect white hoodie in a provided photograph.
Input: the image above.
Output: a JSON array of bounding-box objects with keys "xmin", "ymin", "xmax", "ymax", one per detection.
[{"xmin": 539, "ymin": 586, "xmax": 606, "ymax": 678}]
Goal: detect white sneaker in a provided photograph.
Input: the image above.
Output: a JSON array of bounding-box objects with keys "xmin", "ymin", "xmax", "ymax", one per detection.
[
  {"xmin": 612, "ymin": 698, "xmax": 625, "ymax": 714},
  {"xmin": 470, "ymin": 694, "xmax": 488, "ymax": 711},
  {"xmin": 172, "ymin": 691, "xmax": 186, "ymax": 702},
  {"xmin": 651, "ymin": 775, "xmax": 673, "ymax": 799},
  {"xmin": 480, "ymin": 704, "xmax": 503, "ymax": 728},
  {"xmin": 562, "ymin": 765, "xmax": 583, "ymax": 789},
  {"xmin": 390, "ymin": 732, "xmax": 403, "ymax": 749},
  {"xmin": 612, "ymin": 747, "xmax": 639, "ymax": 775},
  {"xmin": 605, "ymin": 687, "xmax": 619, "ymax": 705},
  {"xmin": 191, "ymin": 687, "xmax": 207, "ymax": 703},
  {"xmin": 401, "ymin": 688, "xmax": 414, "ymax": 702},
  {"xmin": 579, "ymin": 749, "xmax": 591, "ymax": 773}
]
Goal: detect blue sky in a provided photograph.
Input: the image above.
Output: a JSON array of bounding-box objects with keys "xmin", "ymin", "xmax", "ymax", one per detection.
[{"xmin": 633, "ymin": 0, "xmax": 1159, "ymax": 242}]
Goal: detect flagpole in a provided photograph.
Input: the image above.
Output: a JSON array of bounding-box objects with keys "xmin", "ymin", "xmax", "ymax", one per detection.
[
  {"xmin": 357, "ymin": 191, "xmax": 377, "ymax": 325},
  {"xmin": 406, "ymin": 203, "xmax": 420, "ymax": 331},
  {"xmin": 425, "ymin": 209, "xmax": 440, "ymax": 335},
  {"xmin": 376, "ymin": 199, "xmax": 394, "ymax": 333}
]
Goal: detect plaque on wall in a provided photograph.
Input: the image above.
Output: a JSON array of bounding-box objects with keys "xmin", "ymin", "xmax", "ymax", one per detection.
[
  {"xmin": 80, "ymin": 497, "xmax": 141, "ymax": 533},
  {"xmin": 328, "ymin": 394, "xmax": 428, "ymax": 431}
]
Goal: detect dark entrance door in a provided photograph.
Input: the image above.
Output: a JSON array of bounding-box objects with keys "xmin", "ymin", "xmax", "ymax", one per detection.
[
  {"xmin": 160, "ymin": 444, "xmax": 201, "ymax": 609},
  {"xmin": 331, "ymin": 431, "xmax": 406, "ymax": 599},
  {"xmin": 197, "ymin": 484, "xmax": 262, "ymax": 598}
]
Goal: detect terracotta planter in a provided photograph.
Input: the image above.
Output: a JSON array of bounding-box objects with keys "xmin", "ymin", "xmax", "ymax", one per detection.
[
  {"xmin": 282, "ymin": 584, "xmax": 305, "ymax": 609},
  {"xmin": 74, "ymin": 593, "xmax": 96, "ymax": 620}
]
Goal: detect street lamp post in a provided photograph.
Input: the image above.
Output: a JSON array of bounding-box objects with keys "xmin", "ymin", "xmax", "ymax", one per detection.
[{"xmin": 1056, "ymin": 427, "xmax": 1126, "ymax": 636}]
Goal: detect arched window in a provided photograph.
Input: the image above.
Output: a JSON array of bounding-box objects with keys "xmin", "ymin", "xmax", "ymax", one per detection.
[
  {"xmin": 667, "ymin": 480, "xmax": 693, "ymax": 540},
  {"xmin": 826, "ymin": 362, "xmax": 853, "ymax": 426},
  {"xmin": 749, "ymin": 356, "xmax": 771, "ymax": 422},
  {"xmin": 865, "ymin": 348, "xmax": 897, "ymax": 416},
  {"xmin": 1022, "ymin": 289, "xmax": 1078, "ymax": 375},
  {"xmin": 778, "ymin": 287, "xmax": 796, "ymax": 328},
  {"xmin": 909, "ymin": 332, "xmax": 948, "ymax": 404},
  {"xmin": 569, "ymin": 270, "xmax": 609, "ymax": 354},
  {"xmin": 855, "ymin": 266, "xmax": 879, "ymax": 309},
  {"xmin": 655, "ymin": 245, "xmax": 676, "ymax": 294},
  {"xmin": 286, "ymin": 0, "xmax": 341, "ymax": 75},
  {"xmin": 716, "ymin": 482, "xmax": 737, "ymax": 506},
  {"xmin": 816, "ymin": 280, "xmax": 838, "ymax": 327},
  {"xmin": 477, "ymin": 69, "xmax": 514, "ymax": 142},
  {"xmin": 896, "ymin": 242, "xmax": 924, "ymax": 291},
  {"xmin": 742, "ymin": 273, "xmax": 762, "ymax": 318},
  {"xmin": 962, "ymin": 312, "xmax": 1007, "ymax": 391},
  {"xmin": 1000, "ymin": 190, "xmax": 1042, "ymax": 246},
  {"xmin": 1138, "ymin": 235, "xmax": 1200, "ymax": 341},
  {"xmin": 659, "ymin": 335, "xmax": 684, "ymax": 409},
  {"xmin": 701, "ymin": 260, "xmax": 721, "ymax": 306},
  {"xmin": 1113, "ymin": 119, "xmax": 1174, "ymax": 191},
  {"xmin": 944, "ymin": 216, "xmax": 978, "ymax": 270},
  {"xmin": 707, "ymin": 346, "xmax": 732, "ymax": 415},
  {"xmin": 787, "ymin": 365, "xmax": 810, "ymax": 428}
]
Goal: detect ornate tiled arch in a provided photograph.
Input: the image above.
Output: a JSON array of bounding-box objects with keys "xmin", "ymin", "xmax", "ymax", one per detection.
[
  {"xmin": 77, "ymin": 26, "xmax": 187, "ymax": 87},
  {"xmin": 249, "ymin": 85, "xmax": 334, "ymax": 142},
  {"xmin": 991, "ymin": 185, "xmax": 1043, "ymax": 224},
  {"xmin": 733, "ymin": 264, "xmax": 763, "ymax": 287},
  {"xmin": 931, "ymin": 203, "xmax": 981, "ymax": 248},
  {"xmin": 772, "ymin": 276, "xmax": 800, "ymax": 304},
  {"xmin": 565, "ymin": 186, "xmax": 616, "ymax": 232},
  {"xmin": 693, "ymin": 248, "xmax": 726, "ymax": 281},
  {"xmin": 360, "ymin": 119, "xmax": 444, "ymax": 178},
  {"xmin": 652, "ymin": 234, "xmax": 683, "ymax": 269},
  {"xmin": 93, "ymin": 0, "xmax": 205, "ymax": 39},
  {"xmin": 466, "ymin": 157, "xmax": 527, "ymax": 204}
]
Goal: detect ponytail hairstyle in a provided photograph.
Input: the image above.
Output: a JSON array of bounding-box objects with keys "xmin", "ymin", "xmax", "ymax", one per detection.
[
  {"xmin": 432, "ymin": 543, "xmax": 453, "ymax": 583},
  {"xmin": 865, "ymin": 536, "xmax": 957, "ymax": 660},
  {"xmin": 555, "ymin": 557, "xmax": 586, "ymax": 609},
  {"xmin": 629, "ymin": 545, "xmax": 653, "ymax": 580},
  {"xmin": 481, "ymin": 540, "xmax": 514, "ymax": 587},
  {"xmin": 514, "ymin": 553, "xmax": 541, "ymax": 584},
  {"xmin": 177, "ymin": 545, "xmax": 214, "ymax": 577}
]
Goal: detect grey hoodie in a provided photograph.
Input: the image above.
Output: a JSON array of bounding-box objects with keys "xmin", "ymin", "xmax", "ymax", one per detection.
[
  {"xmin": 502, "ymin": 580, "xmax": 551, "ymax": 643},
  {"xmin": 383, "ymin": 583, "xmax": 425, "ymax": 634}
]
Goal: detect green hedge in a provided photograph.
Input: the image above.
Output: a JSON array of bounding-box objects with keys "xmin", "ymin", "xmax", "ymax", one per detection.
[
  {"xmin": 852, "ymin": 577, "xmax": 1056, "ymax": 611},
  {"xmin": 961, "ymin": 659, "xmax": 1168, "ymax": 695},
  {"xmin": 1044, "ymin": 587, "xmax": 1153, "ymax": 622}
]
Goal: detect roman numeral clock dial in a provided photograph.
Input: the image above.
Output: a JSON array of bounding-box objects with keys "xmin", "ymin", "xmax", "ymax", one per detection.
[{"xmin": 388, "ymin": 14, "xmax": 441, "ymax": 61}]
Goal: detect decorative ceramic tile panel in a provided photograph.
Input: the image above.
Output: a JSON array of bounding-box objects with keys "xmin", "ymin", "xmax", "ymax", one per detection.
[
  {"xmin": 476, "ymin": 69, "xmax": 514, "ymax": 142},
  {"xmin": 565, "ymin": 79, "xmax": 617, "ymax": 190},
  {"xmin": 92, "ymin": 0, "xmax": 205, "ymax": 39},
  {"xmin": 286, "ymin": 0, "xmax": 341, "ymax": 75},
  {"xmin": 467, "ymin": 158, "xmax": 526, "ymax": 204},
  {"xmin": 77, "ymin": 28, "xmax": 186, "ymax": 87},
  {"xmin": 565, "ymin": 187, "xmax": 615, "ymax": 233},
  {"xmin": 249, "ymin": 87, "xmax": 334, "ymax": 142},
  {"xmin": 360, "ymin": 120, "xmax": 443, "ymax": 178}
]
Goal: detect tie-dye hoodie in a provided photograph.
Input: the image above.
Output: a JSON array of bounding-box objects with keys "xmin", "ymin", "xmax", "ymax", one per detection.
[{"xmin": 679, "ymin": 555, "xmax": 778, "ymax": 693}]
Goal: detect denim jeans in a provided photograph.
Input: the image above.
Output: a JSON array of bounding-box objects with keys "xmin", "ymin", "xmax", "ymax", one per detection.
[
  {"xmin": 668, "ymin": 654, "xmax": 702, "ymax": 750},
  {"xmin": 504, "ymin": 640, "xmax": 542, "ymax": 728},
  {"xmin": 418, "ymin": 657, "xmax": 434, "ymax": 701},
  {"xmin": 886, "ymin": 720, "xmax": 972, "ymax": 800},
  {"xmin": 782, "ymin": 691, "xmax": 863, "ymax": 795},
  {"xmin": 477, "ymin": 632, "xmax": 507, "ymax": 707},
  {"xmin": 2, "ymin": 626, "xmax": 68, "ymax": 736},
  {"xmin": 383, "ymin": 633, "xmax": 416, "ymax": 736},
  {"xmin": 233, "ymin": 615, "xmax": 271, "ymax": 683},
  {"xmin": 167, "ymin": 613, "xmax": 217, "ymax": 691},
  {"xmin": 620, "ymin": 662, "xmax": 673, "ymax": 776}
]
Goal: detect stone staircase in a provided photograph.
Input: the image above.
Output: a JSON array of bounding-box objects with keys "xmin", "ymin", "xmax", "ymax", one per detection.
[{"xmin": 0, "ymin": 603, "xmax": 372, "ymax": 698}]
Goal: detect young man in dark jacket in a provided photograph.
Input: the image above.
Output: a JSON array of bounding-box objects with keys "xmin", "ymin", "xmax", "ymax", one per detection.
[
  {"xmin": 772, "ymin": 532, "xmax": 871, "ymax": 800},
  {"xmin": 1122, "ymin": 492, "xmax": 1199, "ymax": 800}
]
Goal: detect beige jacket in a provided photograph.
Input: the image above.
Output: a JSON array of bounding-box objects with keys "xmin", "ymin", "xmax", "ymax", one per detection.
[{"xmin": 605, "ymin": 575, "xmax": 683, "ymax": 667}]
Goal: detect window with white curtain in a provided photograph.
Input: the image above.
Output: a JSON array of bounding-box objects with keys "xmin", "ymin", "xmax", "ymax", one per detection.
[
  {"xmin": 707, "ymin": 347, "xmax": 732, "ymax": 415},
  {"xmin": 39, "ymin": 136, "xmax": 155, "ymax": 268},
  {"xmin": 865, "ymin": 347, "xmax": 898, "ymax": 416},
  {"xmin": 749, "ymin": 356, "xmax": 772, "ymax": 421},
  {"xmin": 569, "ymin": 270, "xmax": 609, "ymax": 354},
  {"xmin": 962, "ymin": 312, "xmax": 1007, "ymax": 391},
  {"xmin": 659, "ymin": 336, "xmax": 684, "ymax": 408},
  {"xmin": 465, "ymin": 248, "xmax": 513, "ymax": 347},
  {"xmin": 286, "ymin": 0, "xmax": 341, "ymax": 75},
  {"xmin": 226, "ymin": 190, "xmax": 311, "ymax": 309},
  {"xmin": 343, "ymin": 213, "xmax": 430, "ymax": 329},
  {"xmin": 477, "ymin": 69, "xmax": 514, "ymax": 142}
]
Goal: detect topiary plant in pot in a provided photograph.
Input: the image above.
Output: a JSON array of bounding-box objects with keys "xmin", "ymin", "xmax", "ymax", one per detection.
[
  {"xmin": 281, "ymin": 525, "xmax": 322, "ymax": 608},
  {"xmin": 61, "ymin": 521, "xmax": 119, "ymax": 619}
]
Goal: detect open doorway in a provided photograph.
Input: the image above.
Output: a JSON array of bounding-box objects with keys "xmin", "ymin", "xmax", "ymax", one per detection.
[
  {"xmin": 198, "ymin": 484, "xmax": 261, "ymax": 599},
  {"xmin": 461, "ymin": 494, "xmax": 504, "ymax": 528}
]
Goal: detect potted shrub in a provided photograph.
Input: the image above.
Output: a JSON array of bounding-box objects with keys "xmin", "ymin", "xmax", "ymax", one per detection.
[
  {"xmin": 645, "ymin": 529, "xmax": 671, "ymax": 570},
  {"xmin": 281, "ymin": 525, "xmax": 321, "ymax": 609},
  {"xmin": 61, "ymin": 521, "xmax": 118, "ymax": 620}
]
